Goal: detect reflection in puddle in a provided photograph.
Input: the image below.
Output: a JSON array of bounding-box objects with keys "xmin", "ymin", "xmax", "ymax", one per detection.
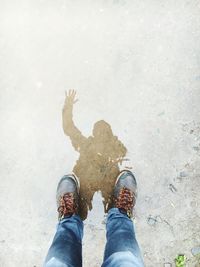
[{"xmin": 62, "ymin": 91, "xmax": 127, "ymax": 220}]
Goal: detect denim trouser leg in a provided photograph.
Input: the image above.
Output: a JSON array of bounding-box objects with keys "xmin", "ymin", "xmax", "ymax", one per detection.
[
  {"xmin": 43, "ymin": 215, "xmax": 83, "ymax": 267},
  {"xmin": 102, "ymin": 208, "xmax": 144, "ymax": 267}
]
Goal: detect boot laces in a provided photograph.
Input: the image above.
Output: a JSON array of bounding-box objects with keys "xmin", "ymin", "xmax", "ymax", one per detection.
[
  {"xmin": 115, "ymin": 187, "xmax": 135, "ymax": 218},
  {"xmin": 57, "ymin": 192, "xmax": 78, "ymax": 220}
]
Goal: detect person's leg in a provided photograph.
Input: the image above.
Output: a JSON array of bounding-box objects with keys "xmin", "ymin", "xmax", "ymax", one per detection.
[
  {"xmin": 43, "ymin": 174, "xmax": 83, "ymax": 267},
  {"xmin": 102, "ymin": 208, "xmax": 144, "ymax": 267},
  {"xmin": 44, "ymin": 215, "xmax": 83, "ymax": 267},
  {"xmin": 102, "ymin": 170, "xmax": 144, "ymax": 267}
]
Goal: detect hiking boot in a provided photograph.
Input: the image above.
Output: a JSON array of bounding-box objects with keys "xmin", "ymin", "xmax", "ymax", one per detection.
[
  {"xmin": 56, "ymin": 174, "xmax": 80, "ymax": 221},
  {"xmin": 113, "ymin": 170, "xmax": 137, "ymax": 218}
]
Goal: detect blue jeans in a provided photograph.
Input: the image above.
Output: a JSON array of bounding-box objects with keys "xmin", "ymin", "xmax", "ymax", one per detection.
[{"xmin": 44, "ymin": 208, "xmax": 144, "ymax": 267}]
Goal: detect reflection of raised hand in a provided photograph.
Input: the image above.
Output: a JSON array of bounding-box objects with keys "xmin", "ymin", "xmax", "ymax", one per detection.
[
  {"xmin": 63, "ymin": 89, "xmax": 78, "ymax": 110},
  {"xmin": 63, "ymin": 89, "xmax": 78, "ymax": 124}
]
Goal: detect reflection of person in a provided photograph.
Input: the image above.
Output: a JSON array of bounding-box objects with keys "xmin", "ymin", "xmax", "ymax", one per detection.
[
  {"xmin": 43, "ymin": 170, "xmax": 144, "ymax": 267},
  {"xmin": 62, "ymin": 90, "xmax": 127, "ymax": 219}
]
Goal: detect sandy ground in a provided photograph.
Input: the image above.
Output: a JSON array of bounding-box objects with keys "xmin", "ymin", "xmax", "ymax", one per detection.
[{"xmin": 0, "ymin": 1, "xmax": 200, "ymax": 266}]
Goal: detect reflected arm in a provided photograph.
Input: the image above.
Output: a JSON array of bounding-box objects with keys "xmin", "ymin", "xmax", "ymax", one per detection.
[{"xmin": 62, "ymin": 91, "xmax": 87, "ymax": 151}]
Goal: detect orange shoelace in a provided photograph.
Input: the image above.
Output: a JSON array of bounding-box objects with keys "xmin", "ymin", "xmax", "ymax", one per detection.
[
  {"xmin": 57, "ymin": 192, "xmax": 78, "ymax": 220},
  {"xmin": 115, "ymin": 187, "xmax": 135, "ymax": 218}
]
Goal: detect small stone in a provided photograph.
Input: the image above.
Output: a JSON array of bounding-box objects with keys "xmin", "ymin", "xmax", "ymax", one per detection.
[
  {"xmin": 191, "ymin": 246, "xmax": 200, "ymax": 256},
  {"xmin": 193, "ymin": 146, "xmax": 200, "ymax": 151},
  {"xmin": 180, "ymin": 171, "xmax": 188, "ymax": 177},
  {"xmin": 164, "ymin": 263, "xmax": 172, "ymax": 267},
  {"xmin": 158, "ymin": 111, "xmax": 165, "ymax": 116},
  {"xmin": 147, "ymin": 215, "xmax": 157, "ymax": 226}
]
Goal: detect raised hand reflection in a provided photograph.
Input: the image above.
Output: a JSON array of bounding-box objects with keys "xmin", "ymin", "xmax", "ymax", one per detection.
[{"xmin": 62, "ymin": 90, "xmax": 127, "ymax": 220}]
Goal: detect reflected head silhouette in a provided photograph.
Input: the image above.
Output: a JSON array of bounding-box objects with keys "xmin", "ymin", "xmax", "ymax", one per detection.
[{"xmin": 92, "ymin": 120, "xmax": 113, "ymax": 140}]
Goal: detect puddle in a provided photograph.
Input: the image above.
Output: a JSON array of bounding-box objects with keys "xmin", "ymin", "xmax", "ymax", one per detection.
[{"xmin": 63, "ymin": 91, "xmax": 128, "ymax": 219}]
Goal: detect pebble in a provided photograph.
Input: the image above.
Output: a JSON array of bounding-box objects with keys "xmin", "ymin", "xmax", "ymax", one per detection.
[
  {"xmin": 191, "ymin": 246, "xmax": 200, "ymax": 256},
  {"xmin": 158, "ymin": 111, "xmax": 165, "ymax": 116},
  {"xmin": 147, "ymin": 216, "xmax": 157, "ymax": 226},
  {"xmin": 164, "ymin": 263, "xmax": 172, "ymax": 267},
  {"xmin": 180, "ymin": 171, "xmax": 188, "ymax": 177}
]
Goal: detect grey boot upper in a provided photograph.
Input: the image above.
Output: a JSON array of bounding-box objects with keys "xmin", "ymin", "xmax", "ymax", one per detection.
[
  {"xmin": 56, "ymin": 174, "xmax": 80, "ymax": 220},
  {"xmin": 113, "ymin": 170, "xmax": 137, "ymax": 218}
]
